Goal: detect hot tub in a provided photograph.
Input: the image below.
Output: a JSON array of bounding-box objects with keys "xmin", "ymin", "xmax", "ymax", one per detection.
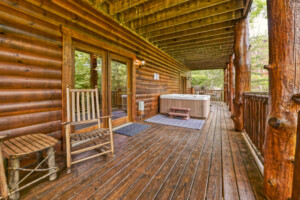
[{"xmin": 160, "ymin": 94, "xmax": 210, "ymax": 119}]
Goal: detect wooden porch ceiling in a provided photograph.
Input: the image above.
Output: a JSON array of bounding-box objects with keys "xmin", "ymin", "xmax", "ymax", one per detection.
[{"xmin": 92, "ymin": 0, "xmax": 252, "ymax": 70}]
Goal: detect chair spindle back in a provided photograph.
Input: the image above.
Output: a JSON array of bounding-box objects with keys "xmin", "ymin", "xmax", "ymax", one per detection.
[{"xmin": 66, "ymin": 86, "xmax": 101, "ymax": 128}]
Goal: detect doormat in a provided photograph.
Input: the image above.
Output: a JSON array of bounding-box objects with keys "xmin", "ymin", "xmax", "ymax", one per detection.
[
  {"xmin": 113, "ymin": 123, "xmax": 151, "ymax": 137},
  {"xmin": 145, "ymin": 114, "xmax": 204, "ymax": 130}
]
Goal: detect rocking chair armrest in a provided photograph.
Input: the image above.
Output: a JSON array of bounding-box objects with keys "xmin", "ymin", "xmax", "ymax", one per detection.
[
  {"xmin": 98, "ymin": 115, "xmax": 113, "ymax": 119},
  {"xmin": 61, "ymin": 121, "xmax": 71, "ymax": 126}
]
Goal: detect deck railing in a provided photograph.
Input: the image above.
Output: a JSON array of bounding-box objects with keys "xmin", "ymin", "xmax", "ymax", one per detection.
[
  {"xmin": 243, "ymin": 92, "xmax": 269, "ymax": 160},
  {"xmin": 194, "ymin": 89, "xmax": 224, "ymax": 101}
]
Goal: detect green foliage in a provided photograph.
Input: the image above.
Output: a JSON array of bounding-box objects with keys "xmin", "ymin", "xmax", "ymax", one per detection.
[
  {"xmin": 74, "ymin": 50, "xmax": 103, "ymax": 89},
  {"xmin": 250, "ymin": 34, "xmax": 269, "ymax": 92},
  {"xmin": 75, "ymin": 51, "xmax": 91, "ymax": 89},
  {"xmin": 250, "ymin": 0, "xmax": 267, "ymax": 23},
  {"xmin": 191, "ymin": 70, "xmax": 224, "ymax": 90},
  {"xmin": 250, "ymin": 0, "xmax": 269, "ymax": 92},
  {"xmin": 111, "ymin": 61, "xmax": 127, "ymax": 91}
]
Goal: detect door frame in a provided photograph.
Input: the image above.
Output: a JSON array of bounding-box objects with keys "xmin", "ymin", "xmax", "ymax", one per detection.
[
  {"xmin": 180, "ymin": 75, "xmax": 187, "ymax": 94},
  {"xmin": 108, "ymin": 53, "xmax": 133, "ymax": 127},
  {"xmin": 61, "ymin": 26, "xmax": 137, "ymax": 142}
]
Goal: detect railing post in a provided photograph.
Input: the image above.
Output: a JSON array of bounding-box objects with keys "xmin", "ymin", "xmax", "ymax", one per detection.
[
  {"xmin": 264, "ymin": 1, "xmax": 300, "ymax": 199},
  {"xmin": 224, "ymin": 67, "xmax": 228, "ymax": 103},
  {"xmin": 232, "ymin": 15, "xmax": 251, "ymax": 131}
]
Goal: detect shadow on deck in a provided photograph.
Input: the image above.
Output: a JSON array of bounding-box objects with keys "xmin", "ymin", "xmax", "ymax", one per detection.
[{"xmin": 20, "ymin": 102, "xmax": 265, "ymax": 200}]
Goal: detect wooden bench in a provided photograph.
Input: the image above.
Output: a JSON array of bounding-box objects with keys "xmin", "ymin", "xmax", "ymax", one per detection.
[
  {"xmin": 169, "ymin": 107, "xmax": 191, "ymax": 120},
  {"xmin": 1, "ymin": 134, "xmax": 58, "ymax": 200}
]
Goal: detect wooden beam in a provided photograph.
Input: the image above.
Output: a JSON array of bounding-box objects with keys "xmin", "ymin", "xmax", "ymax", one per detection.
[
  {"xmin": 264, "ymin": 1, "xmax": 300, "ymax": 199},
  {"xmin": 130, "ymin": 0, "xmax": 230, "ymax": 28},
  {"xmin": 163, "ymin": 38, "xmax": 234, "ymax": 52},
  {"xmin": 154, "ymin": 28, "xmax": 234, "ymax": 46},
  {"xmin": 158, "ymin": 33, "xmax": 234, "ymax": 48},
  {"xmin": 109, "ymin": 0, "xmax": 151, "ymax": 15},
  {"xmin": 137, "ymin": 0, "xmax": 244, "ymax": 34},
  {"xmin": 170, "ymin": 51, "xmax": 232, "ymax": 59},
  {"xmin": 243, "ymin": 0, "xmax": 253, "ymax": 17},
  {"xmin": 232, "ymin": 16, "xmax": 251, "ymax": 131},
  {"xmin": 165, "ymin": 44, "xmax": 234, "ymax": 54},
  {"xmin": 150, "ymin": 21, "xmax": 236, "ymax": 42},
  {"xmin": 142, "ymin": 10, "xmax": 243, "ymax": 39},
  {"xmin": 118, "ymin": 0, "xmax": 190, "ymax": 23},
  {"xmin": 170, "ymin": 51, "xmax": 232, "ymax": 58}
]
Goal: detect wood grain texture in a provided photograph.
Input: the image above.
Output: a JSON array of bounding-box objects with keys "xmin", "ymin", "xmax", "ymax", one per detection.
[
  {"xmin": 0, "ymin": 0, "xmax": 190, "ymax": 149},
  {"xmin": 264, "ymin": 1, "xmax": 300, "ymax": 199},
  {"xmin": 9, "ymin": 102, "xmax": 264, "ymax": 200},
  {"xmin": 233, "ymin": 16, "xmax": 251, "ymax": 131}
]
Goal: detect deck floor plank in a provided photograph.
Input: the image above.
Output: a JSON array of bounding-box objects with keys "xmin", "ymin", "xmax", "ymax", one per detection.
[
  {"xmin": 220, "ymin": 104, "xmax": 240, "ymax": 200},
  {"xmin": 18, "ymin": 102, "xmax": 265, "ymax": 200},
  {"xmin": 224, "ymin": 104, "xmax": 257, "ymax": 200}
]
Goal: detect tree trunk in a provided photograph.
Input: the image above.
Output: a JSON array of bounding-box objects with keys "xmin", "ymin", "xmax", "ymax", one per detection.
[
  {"xmin": 233, "ymin": 16, "xmax": 251, "ymax": 131},
  {"xmin": 228, "ymin": 54, "xmax": 234, "ymax": 114},
  {"xmin": 264, "ymin": 1, "xmax": 300, "ymax": 199}
]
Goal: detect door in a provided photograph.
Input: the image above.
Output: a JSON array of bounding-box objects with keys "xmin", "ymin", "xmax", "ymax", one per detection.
[
  {"xmin": 108, "ymin": 53, "xmax": 132, "ymax": 127},
  {"xmin": 73, "ymin": 42, "xmax": 106, "ymax": 130},
  {"xmin": 180, "ymin": 76, "xmax": 187, "ymax": 94}
]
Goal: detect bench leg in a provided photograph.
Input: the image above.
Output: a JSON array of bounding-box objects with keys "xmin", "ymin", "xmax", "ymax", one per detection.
[
  {"xmin": 0, "ymin": 147, "xmax": 8, "ymax": 200},
  {"xmin": 46, "ymin": 147, "xmax": 57, "ymax": 181},
  {"xmin": 8, "ymin": 158, "xmax": 20, "ymax": 200},
  {"xmin": 36, "ymin": 150, "xmax": 43, "ymax": 165}
]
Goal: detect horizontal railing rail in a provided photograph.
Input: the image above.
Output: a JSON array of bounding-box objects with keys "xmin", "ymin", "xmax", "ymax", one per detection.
[
  {"xmin": 194, "ymin": 89, "xmax": 224, "ymax": 101},
  {"xmin": 243, "ymin": 92, "xmax": 269, "ymax": 162}
]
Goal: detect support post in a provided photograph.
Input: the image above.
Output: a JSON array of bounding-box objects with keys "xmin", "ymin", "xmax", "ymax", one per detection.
[
  {"xmin": 292, "ymin": 112, "xmax": 300, "ymax": 200},
  {"xmin": 228, "ymin": 54, "xmax": 234, "ymax": 113},
  {"xmin": 224, "ymin": 67, "xmax": 228, "ymax": 103},
  {"xmin": 264, "ymin": 1, "xmax": 300, "ymax": 199},
  {"xmin": 233, "ymin": 16, "xmax": 251, "ymax": 131}
]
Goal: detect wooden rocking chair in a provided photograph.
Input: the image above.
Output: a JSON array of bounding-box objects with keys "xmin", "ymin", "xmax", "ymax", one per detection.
[{"xmin": 62, "ymin": 86, "xmax": 114, "ymax": 173}]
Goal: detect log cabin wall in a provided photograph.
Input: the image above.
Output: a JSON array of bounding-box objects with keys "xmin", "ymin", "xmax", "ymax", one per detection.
[{"xmin": 0, "ymin": 0, "xmax": 190, "ymax": 149}]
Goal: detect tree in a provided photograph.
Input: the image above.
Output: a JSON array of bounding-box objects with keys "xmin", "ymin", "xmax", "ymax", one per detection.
[
  {"xmin": 75, "ymin": 51, "xmax": 91, "ymax": 89},
  {"xmin": 191, "ymin": 69, "xmax": 224, "ymax": 90}
]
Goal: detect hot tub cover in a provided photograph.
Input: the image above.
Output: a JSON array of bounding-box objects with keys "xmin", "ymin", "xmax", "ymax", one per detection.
[{"xmin": 160, "ymin": 94, "xmax": 210, "ymax": 100}]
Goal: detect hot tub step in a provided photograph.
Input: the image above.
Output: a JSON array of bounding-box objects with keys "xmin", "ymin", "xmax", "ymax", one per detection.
[
  {"xmin": 169, "ymin": 112, "xmax": 190, "ymax": 120},
  {"xmin": 171, "ymin": 107, "xmax": 191, "ymax": 112}
]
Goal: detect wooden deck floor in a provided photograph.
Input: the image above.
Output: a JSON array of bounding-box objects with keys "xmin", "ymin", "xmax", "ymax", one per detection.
[{"xmin": 20, "ymin": 102, "xmax": 265, "ymax": 200}]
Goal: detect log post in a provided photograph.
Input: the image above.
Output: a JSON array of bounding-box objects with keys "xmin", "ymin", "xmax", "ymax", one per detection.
[
  {"xmin": 228, "ymin": 54, "xmax": 234, "ymax": 113},
  {"xmin": 264, "ymin": 1, "xmax": 300, "ymax": 199},
  {"xmin": 292, "ymin": 111, "xmax": 300, "ymax": 200},
  {"xmin": 232, "ymin": 16, "xmax": 251, "ymax": 131},
  {"xmin": 224, "ymin": 67, "xmax": 228, "ymax": 103}
]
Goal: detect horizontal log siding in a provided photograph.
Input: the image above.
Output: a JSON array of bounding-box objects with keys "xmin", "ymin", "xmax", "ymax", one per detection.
[
  {"xmin": 0, "ymin": 0, "xmax": 190, "ymax": 147},
  {"xmin": 0, "ymin": 1, "xmax": 62, "ymax": 151}
]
